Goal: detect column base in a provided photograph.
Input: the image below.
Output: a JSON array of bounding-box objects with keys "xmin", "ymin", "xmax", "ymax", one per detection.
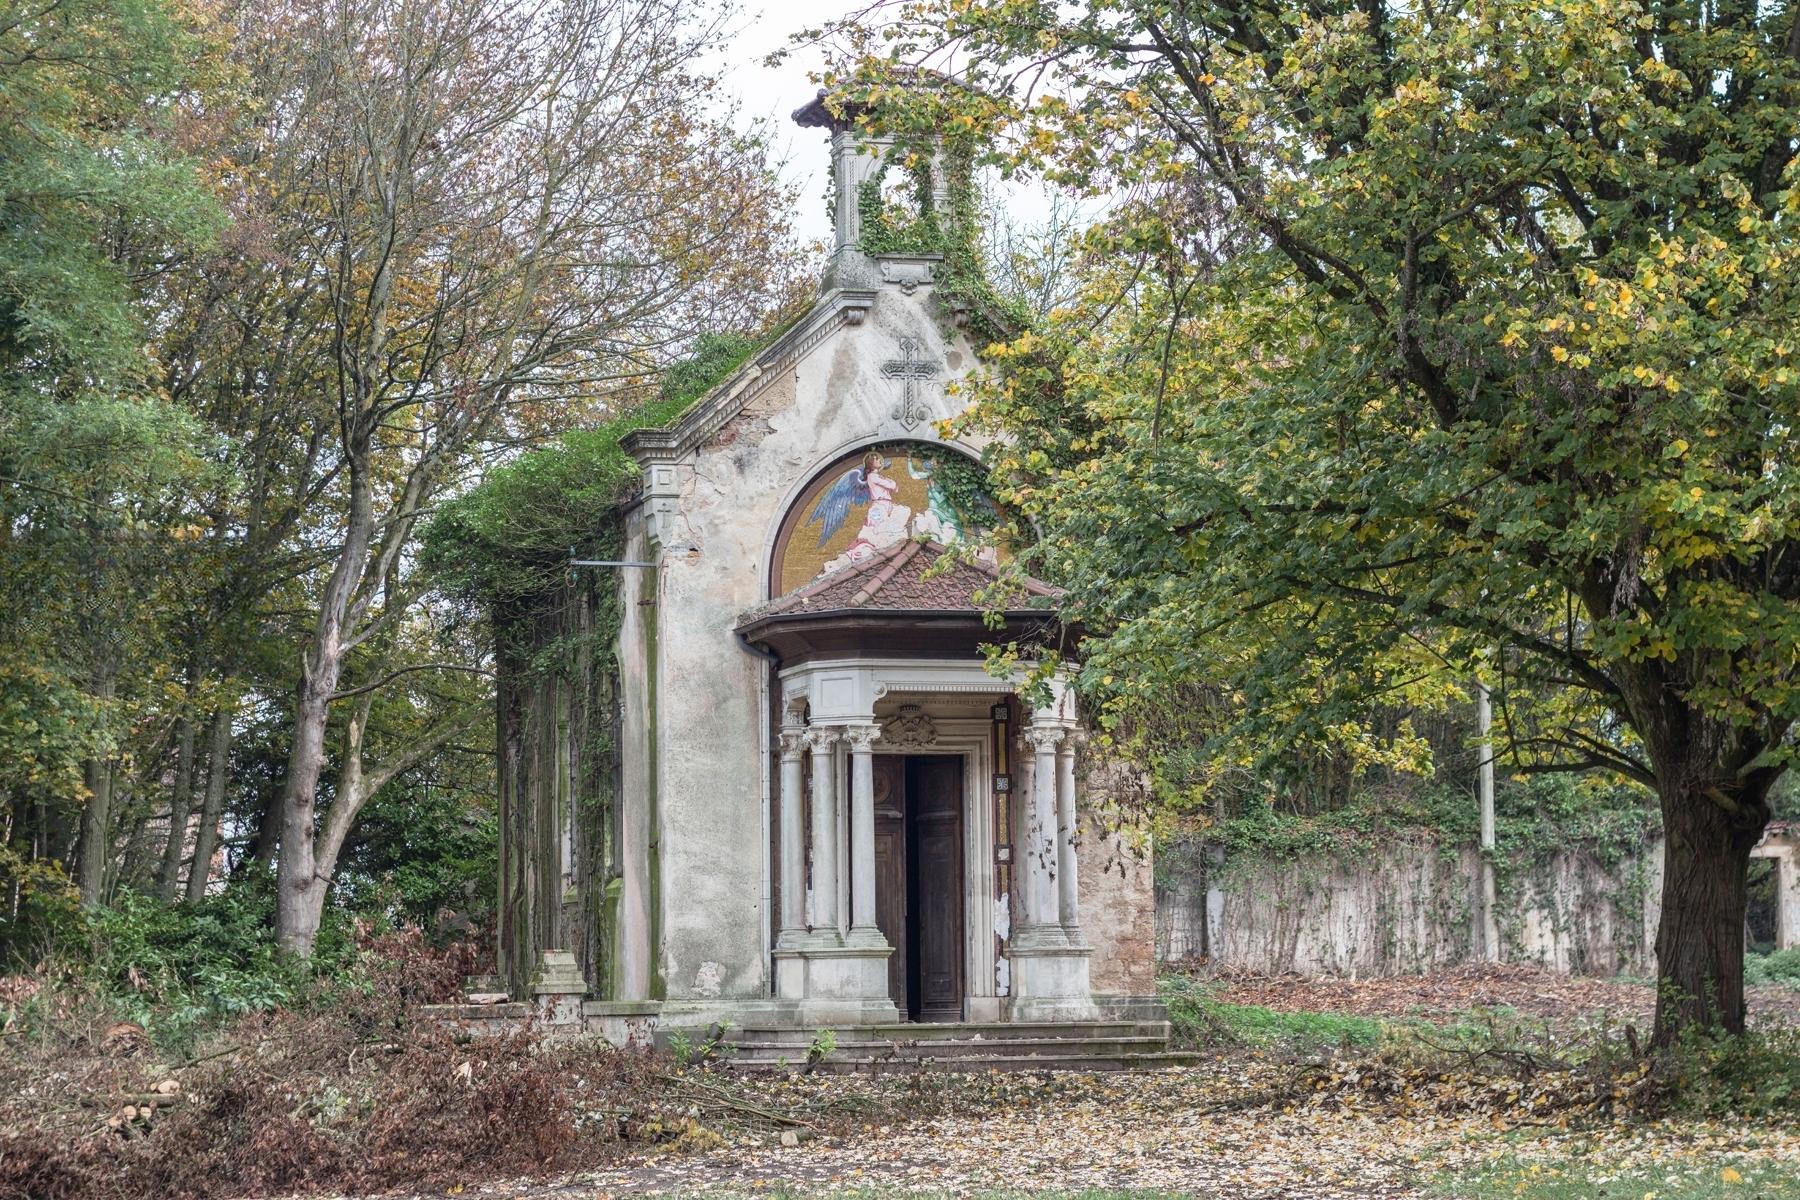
[
  {"xmin": 1011, "ymin": 922, "xmax": 1071, "ymax": 951},
  {"xmin": 1007, "ymin": 940, "xmax": 1097, "ymax": 1023},
  {"xmin": 771, "ymin": 942, "xmax": 896, "ymax": 1024}
]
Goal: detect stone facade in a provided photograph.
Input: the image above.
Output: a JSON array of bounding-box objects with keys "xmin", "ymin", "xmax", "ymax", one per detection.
[{"xmin": 572, "ymin": 95, "xmax": 1160, "ymax": 1033}]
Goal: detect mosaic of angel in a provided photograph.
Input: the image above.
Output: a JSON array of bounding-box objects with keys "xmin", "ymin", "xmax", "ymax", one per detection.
[{"xmin": 803, "ymin": 452, "xmax": 983, "ymax": 577}]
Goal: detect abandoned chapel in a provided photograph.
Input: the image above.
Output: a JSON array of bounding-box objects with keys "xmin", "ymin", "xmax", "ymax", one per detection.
[{"xmin": 475, "ymin": 90, "xmax": 1160, "ymax": 1047}]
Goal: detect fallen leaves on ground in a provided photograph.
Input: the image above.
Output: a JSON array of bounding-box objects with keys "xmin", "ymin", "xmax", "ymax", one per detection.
[
  {"xmin": 1193, "ymin": 963, "xmax": 1800, "ymax": 1028},
  {"xmin": 450, "ymin": 1057, "xmax": 1799, "ymax": 1200}
]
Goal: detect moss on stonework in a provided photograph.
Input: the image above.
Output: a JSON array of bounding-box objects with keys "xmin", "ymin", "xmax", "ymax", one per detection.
[{"xmin": 421, "ymin": 328, "xmax": 781, "ymax": 997}]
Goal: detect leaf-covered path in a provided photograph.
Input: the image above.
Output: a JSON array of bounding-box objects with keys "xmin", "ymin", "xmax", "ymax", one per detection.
[{"xmin": 466, "ymin": 1061, "xmax": 1798, "ymax": 1200}]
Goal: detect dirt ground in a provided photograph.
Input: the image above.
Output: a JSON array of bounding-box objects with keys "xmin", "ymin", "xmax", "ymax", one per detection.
[
  {"xmin": 436, "ymin": 968, "xmax": 1800, "ymax": 1200},
  {"xmin": 1199, "ymin": 961, "xmax": 1800, "ymax": 1028}
]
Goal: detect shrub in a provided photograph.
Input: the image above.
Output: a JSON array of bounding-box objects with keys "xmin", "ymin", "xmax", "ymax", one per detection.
[{"xmin": 1745, "ymin": 948, "xmax": 1800, "ymax": 989}]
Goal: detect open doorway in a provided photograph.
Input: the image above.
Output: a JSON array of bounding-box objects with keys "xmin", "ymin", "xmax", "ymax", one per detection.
[
  {"xmin": 1747, "ymin": 857, "xmax": 1778, "ymax": 955},
  {"xmin": 872, "ymin": 755, "xmax": 966, "ymax": 1021}
]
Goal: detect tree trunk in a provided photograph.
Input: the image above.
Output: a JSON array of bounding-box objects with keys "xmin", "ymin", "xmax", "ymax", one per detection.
[
  {"xmin": 185, "ymin": 708, "xmax": 232, "ymax": 902},
  {"xmin": 74, "ymin": 670, "xmax": 118, "ymax": 905},
  {"xmin": 274, "ymin": 456, "xmax": 373, "ymax": 957},
  {"xmin": 275, "ymin": 673, "xmax": 337, "ymax": 957},
  {"xmin": 156, "ymin": 714, "xmax": 198, "ymax": 900},
  {"xmin": 75, "ymin": 757, "xmax": 114, "ymax": 905},
  {"xmin": 1652, "ymin": 783, "xmax": 1765, "ymax": 1044}
]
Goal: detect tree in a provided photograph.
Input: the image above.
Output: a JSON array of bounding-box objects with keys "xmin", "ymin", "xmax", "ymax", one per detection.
[
  {"xmin": 180, "ymin": 0, "xmax": 803, "ymax": 956},
  {"xmin": 0, "ymin": 0, "xmax": 224, "ymax": 906},
  {"xmin": 832, "ymin": 0, "xmax": 1800, "ymax": 1041}
]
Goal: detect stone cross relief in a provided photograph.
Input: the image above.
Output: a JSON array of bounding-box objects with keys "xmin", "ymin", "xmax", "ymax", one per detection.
[{"xmin": 880, "ymin": 336, "xmax": 942, "ymax": 431}]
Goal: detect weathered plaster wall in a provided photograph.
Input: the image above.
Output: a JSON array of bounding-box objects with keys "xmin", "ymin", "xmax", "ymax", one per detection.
[
  {"xmin": 613, "ymin": 515, "xmax": 656, "ymax": 1001},
  {"xmin": 1079, "ymin": 813, "xmax": 1157, "ymax": 998},
  {"xmin": 1158, "ymin": 839, "xmax": 1664, "ymax": 976},
  {"xmin": 640, "ymin": 282, "xmax": 983, "ymax": 1005}
]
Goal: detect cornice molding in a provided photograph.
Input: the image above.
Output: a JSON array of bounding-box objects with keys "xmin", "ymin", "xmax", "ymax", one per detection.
[{"xmin": 621, "ymin": 289, "xmax": 879, "ymax": 469}]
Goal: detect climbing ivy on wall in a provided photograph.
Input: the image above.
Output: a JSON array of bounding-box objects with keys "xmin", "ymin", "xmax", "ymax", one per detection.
[
  {"xmin": 421, "ymin": 331, "xmax": 770, "ymax": 995},
  {"xmin": 854, "ymin": 136, "xmax": 1026, "ymax": 351},
  {"xmin": 1164, "ymin": 775, "xmax": 1665, "ymax": 972}
]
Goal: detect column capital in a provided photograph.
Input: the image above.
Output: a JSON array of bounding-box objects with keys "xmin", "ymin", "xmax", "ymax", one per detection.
[
  {"xmin": 1023, "ymin": 724, "xmax": 1066, "ymax": 752},
  {"xmin": 841, "ymin": 722, "xmax": 882, "ymax": 751},
  {"xmin": 804, "ymin": 726, "xmax": 842, "ymax": 753},
  {"xmin": 778, "ymin": 727, "xmax": 809, "ymax": 759}
]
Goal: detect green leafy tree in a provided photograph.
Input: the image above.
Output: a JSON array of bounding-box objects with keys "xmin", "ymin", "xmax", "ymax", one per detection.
[
  {"xmin": 0, "ymin": 0, "xmax": 224, "ymax": 910},
  {"xmin": 832, "ymin": 0, "xmax": 1800, "ymax": 1041}
]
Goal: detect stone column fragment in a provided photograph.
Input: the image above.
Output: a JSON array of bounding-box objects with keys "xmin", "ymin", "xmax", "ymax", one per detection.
[
  {"xmin": 777, "ymin": 727, "xmax": 808, "ymax": 946},
  {"xmin": 806, "ymin": 727, "xmax": 843, "ymax": 939}
]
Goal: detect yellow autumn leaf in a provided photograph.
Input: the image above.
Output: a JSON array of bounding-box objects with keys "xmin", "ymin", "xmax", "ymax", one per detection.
[{"xmin": 1722, "ymin": 1168, "xmax": 1744, "ymax": 1184}]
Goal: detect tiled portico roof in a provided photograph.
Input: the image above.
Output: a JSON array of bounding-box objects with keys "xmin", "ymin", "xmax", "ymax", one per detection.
[{"xmin": 739, "ymin": 539, "xmax": 1060, "ymax": 625}]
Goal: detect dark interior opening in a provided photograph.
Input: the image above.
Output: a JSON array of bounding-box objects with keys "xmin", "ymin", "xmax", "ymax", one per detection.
[
  {"xmin": 875, "ymin": 754, "xmax": 965, "ymax": 1021},
  {"xmin": 1747, "ymin": 857, "xmax": 1778, "ymax": 955}
]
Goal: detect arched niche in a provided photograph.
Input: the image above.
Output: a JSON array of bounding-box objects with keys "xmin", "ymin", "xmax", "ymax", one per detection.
[{"xmin": 769, "ymin": 441, "xmax": 1003, "ymax": 597}]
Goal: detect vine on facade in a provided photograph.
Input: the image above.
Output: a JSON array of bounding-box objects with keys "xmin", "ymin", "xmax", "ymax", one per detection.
[{"xmin": 854, "ymin": 135, "xmax": 1026, "ymax": 352}]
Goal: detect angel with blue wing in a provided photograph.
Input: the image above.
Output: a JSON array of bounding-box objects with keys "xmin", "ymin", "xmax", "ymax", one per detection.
[{"xmin": 806, "ymin": 451, "xmax": 914, "ymax": 574}]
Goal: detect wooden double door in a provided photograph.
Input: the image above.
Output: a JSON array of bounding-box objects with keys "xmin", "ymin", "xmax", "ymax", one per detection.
[{"xmin": 872, "ymin": 755, "xmax": 965, "ymax": 1022}]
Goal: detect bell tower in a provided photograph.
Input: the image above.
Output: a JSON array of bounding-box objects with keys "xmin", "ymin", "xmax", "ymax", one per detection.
[{"xmin": 792, "ymin": 87, "xmax": 952, "ymax": 292}]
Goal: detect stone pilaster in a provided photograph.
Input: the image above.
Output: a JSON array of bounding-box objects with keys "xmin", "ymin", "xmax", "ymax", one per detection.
[
  {"xmin": 843, "ymin": 724, "xmax": 887, "ymax": 948},
  {"xmin": 776, "ymin": 727, "xmax": 808, "ymax": 948}
]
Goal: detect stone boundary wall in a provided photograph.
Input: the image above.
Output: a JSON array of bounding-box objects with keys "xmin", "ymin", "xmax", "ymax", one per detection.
[{"xmin": 1157, "ymin": 838, "xmax": 1665, "ymax": 977}]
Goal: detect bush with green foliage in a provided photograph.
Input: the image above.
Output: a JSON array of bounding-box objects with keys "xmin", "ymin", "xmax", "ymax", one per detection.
[
  {"xmin": 1745, "ymin": 949, "xmax": 1800, "ymax": 990},
  {"xmin": 335, "ymin": 779, "xmax": 498, "ymax": 933},
  {"xmin": 73, "ymin": 879, "xmax": 357, "ymax": 1047}
]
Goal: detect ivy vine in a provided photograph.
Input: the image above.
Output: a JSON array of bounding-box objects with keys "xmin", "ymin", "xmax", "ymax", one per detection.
[{"xmin": 853, "ymin": 137, "xmax": 1027, "ymax": 351}]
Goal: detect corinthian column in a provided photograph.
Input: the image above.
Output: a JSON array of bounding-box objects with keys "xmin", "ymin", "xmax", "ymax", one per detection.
[
  {"xmin": 843, "ymin": 724, "xmax": 884, "ymax": 947},
  {"xmin": 1020, "ymin": 722, "xmax": 1065, "ymax": 946},
  {"xmin": 806, "ymin": 727, "xmax": 843, "ymax": 939},
  {"xmin": 1056, "ymin": 730, "xmax": 1082, "ymax": 941},
  {"xmin": 776, "ymin": 727, "xmax": 808, "ymax": 947}
]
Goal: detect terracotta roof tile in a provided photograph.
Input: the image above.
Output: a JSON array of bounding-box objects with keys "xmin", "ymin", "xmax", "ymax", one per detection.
[{"xmin": 738, "ymin": 539, "xmax": 1060, "ymax": 625}]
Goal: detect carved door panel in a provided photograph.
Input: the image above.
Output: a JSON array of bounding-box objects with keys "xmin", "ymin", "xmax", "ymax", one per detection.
[
  {"xmin": 872, "ymin": 756, "xmax": 907, "ymax": 1009},
  {"xmin": 908, "ymin": 756, "xmax": 965, "ymax": 1022}
]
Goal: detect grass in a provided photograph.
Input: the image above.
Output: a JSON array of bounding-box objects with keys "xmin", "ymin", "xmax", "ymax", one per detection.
[
  {"xmin": 703, "ymin": 1194, "xmax": 1186, "ymax": 1200},
  {"xmin": 1440, "ymin": 1153, "xmax": 1800, "ymax": 1199},
  {"xmin": 1159, "ymin": 972, "xmax": 1383, "ymax": 1051}
]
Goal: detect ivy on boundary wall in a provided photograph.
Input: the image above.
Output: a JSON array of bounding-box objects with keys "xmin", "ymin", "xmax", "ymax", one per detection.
[
  {"xmin": 422, "ymin": 334, "xmax": 764, "ymax": 997},
  {"xmin": 1160, "ymin": 776, "xmax": 1664, "ymax": 974}
]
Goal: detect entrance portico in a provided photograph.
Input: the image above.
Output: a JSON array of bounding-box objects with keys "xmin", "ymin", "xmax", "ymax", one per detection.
[{"xmin": 741, "ymin": 547, "xmax": 1100, "ymax": 1027}]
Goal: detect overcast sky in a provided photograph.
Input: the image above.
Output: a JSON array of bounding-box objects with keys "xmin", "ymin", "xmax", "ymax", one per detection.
[{"xmin": 710, "ymin": 0, "xmax": 1067, "ymax": 249}]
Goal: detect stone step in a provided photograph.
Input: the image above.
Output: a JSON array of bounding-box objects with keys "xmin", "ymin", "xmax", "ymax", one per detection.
[
  {"xmin": 725, "ymin": 1035, "xmax": 1170, "ymax": 1058},
  {"xmin": 725, "ymin": 1050, "xmax": 1205, "ymax": 1074},
  {"xmin": 723, "ymin": 1020, "xmax": 1168, "ymax": 1045}
]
